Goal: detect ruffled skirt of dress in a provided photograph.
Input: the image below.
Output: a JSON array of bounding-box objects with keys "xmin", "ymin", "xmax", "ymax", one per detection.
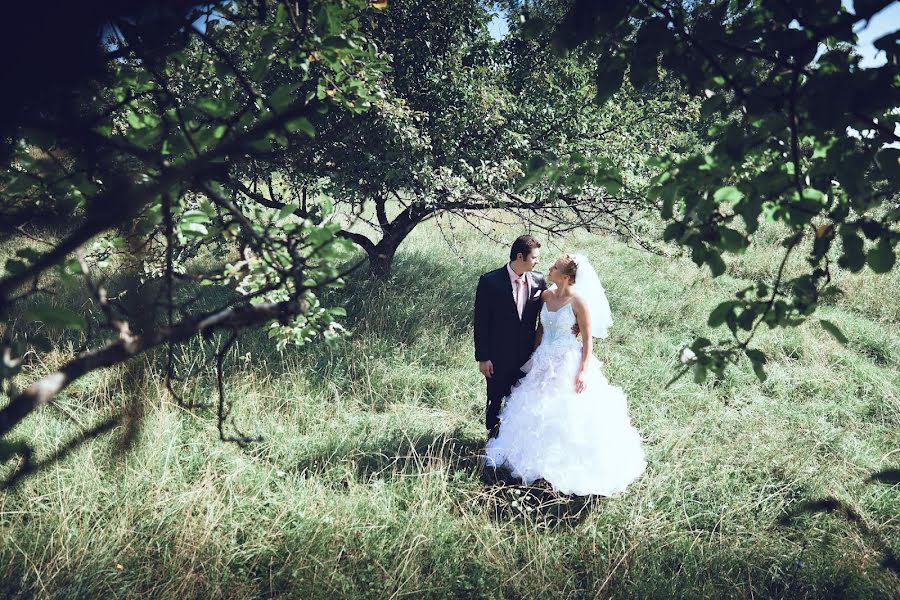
[{"xmin": 485, "ymin": 339, "xmax": 647, "ymax": 496}]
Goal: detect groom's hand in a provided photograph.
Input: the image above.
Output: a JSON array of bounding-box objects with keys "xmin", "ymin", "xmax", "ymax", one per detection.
[
  {"xmin": 571, "ymin": 323, "xmax": 581, "ymax": 336},
  {"xmin": 479, "ymin": 360, "xmax": 494, "ymax": 379}
]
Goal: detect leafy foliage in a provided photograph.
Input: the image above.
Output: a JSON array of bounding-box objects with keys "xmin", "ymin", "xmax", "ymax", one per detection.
[
  {"xmin": 0, "ymin": 0, "xmax": 387, "ymax": 462},
  {"xmin": 518, "ymin": 0, "xmax": 900, "ymax": 381},
  {"xmin": 230, "ymin": 0, "xmax": 703, "ymax": 277}
]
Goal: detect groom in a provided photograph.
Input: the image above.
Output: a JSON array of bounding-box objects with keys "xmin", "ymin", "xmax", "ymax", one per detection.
[{"xmin": 474, "ymin": 235, "xmax": 547, "ymax": 439}]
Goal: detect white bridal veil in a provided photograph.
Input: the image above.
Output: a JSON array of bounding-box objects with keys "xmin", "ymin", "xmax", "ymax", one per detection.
[{"xmin": 570, "ymin": 254, "xmax": 613, "ymax": 339}]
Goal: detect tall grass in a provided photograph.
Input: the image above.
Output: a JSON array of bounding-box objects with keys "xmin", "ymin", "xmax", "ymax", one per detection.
[{"xmin": 1, "ymin": 217, "xmax": 898, "ymax": 598}]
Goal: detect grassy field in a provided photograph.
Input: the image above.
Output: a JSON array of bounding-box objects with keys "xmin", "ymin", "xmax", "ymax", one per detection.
[{"xmin": 1, "ymin": 216, "xmax": 898, "ymax": 598}]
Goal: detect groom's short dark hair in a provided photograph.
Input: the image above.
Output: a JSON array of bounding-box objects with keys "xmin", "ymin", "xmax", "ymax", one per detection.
[{"xmin": 510, "ymin": 235, "xmax": 541, "ymax": 261}]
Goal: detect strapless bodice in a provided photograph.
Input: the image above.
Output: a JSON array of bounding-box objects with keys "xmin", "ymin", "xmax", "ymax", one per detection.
[{"xmin": 540, "ymin": 302, "xmax": 579, "ymax": 347}]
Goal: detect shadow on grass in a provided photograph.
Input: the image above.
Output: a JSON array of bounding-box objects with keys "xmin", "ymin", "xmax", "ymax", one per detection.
[
  {"xmin": 286, "ymin": 426, "xmax": 601, "ymax": 530},
  {"xmin": 779, "ymin": 490, "xmax": 900, "ymax": 576},
  {"xmin": 470, "ymin": 466, "xmax": 603, "ymax": 529}
]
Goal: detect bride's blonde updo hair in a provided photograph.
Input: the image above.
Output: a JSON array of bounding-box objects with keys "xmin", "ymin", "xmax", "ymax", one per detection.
[{"xmin": 558, "ymin": 254, "xmax": 578, "ymax": 283}]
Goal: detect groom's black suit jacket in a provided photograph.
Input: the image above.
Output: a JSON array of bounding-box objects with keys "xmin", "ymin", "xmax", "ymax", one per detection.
[{"xmin": 474, "ymin": 266, "xmax": 547, "ymax": 374}]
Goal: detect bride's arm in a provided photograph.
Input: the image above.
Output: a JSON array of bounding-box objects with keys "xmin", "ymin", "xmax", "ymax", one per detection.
[{"xmin": 572, "ymin": 298, "xmax": 592, "ymax": 393}]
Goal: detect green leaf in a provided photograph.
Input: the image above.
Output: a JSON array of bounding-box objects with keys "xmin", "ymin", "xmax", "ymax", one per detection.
[
  {"xmin": 126, "ymin": 111, "xmax": 145, "ymax": 129},
  {"xmin": 270, "ymin": 83, "xmax": 301, "ymax": 110},
  {"xmin": 819, "ymin": 319, "xmax": 848, "ymax": 344},
  {"xmin": 197, "ymin": 98, "xmax": 228, "ymax": 117},
  {"xmin": 801, "ymin": 187, "xmax": 826, "ymax": 204},
  {"xmin": 322, "ymin": 35, "xmax": 353, "ymax": 51},
  {"xmin": 278, "ymin": 203, "xmax": 300, "ymax": 221},
  {"xmin": 317, "ymin": 194, "xmax": 333, "ymax": 216},
  {"xmin": 276, "ymin": 3, "xmax": 288, "ymax": 25},
  {"xmin": 179, "ymin": 221, "xmax": 209, "ymax": 238},
  {"xmin": 199, "ymin": 199, "xmax": 216, "ymax": 218},
  {"xmin": 63, "ymin": 257, "xmax": 83, "ymax": 275},
  {"xmin": 316, "ymin": 4, "xmax": 342, "ymax": 36},
  {"xmin": 23, "ymin": 304, "xmax": 86, "ymax": 331},
  {"xmin": 713, "ymin": 186, "xmax": 743, "ymax": 204},
  {"xmin": 596, "ymin": 170, "xmax": 623, "ymax": 194},
  {"xmin": 516, "ymin": 156, "xmax": 548, "ymax": 191},
  {"xmin": 248, "ymin": 137, "xmax": 274, "ymax": 152},
  {"xmin": 286, "ymin": 117, "xmax": 316, "ymax": 137},
  {"xmin": 181, "ymin": 210, "xmax": 210, "ymax": 224}
]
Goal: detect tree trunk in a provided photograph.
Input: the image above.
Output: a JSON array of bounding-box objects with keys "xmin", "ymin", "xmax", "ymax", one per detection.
[
  {"xmin": 344, "ymin": 201, "xmax": 430, "ymax": 280},
  {"xmin": 366, "ymin": 211, "xmax": 425, "ymax": 279},
  {"xmin": 368, "ymin": 241, "xmax": 397, "ymax": 279}
]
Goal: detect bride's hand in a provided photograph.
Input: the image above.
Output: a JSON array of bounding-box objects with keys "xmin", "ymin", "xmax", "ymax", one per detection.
[{"xmin": 575, "ymin": 371, "xmax": 586, "ymax": 394}]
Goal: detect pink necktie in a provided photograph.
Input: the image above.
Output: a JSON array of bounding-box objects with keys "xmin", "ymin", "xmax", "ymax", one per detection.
[{"xmin": 516, "ymin": 277, "xmax": 526, "ymax": 319}]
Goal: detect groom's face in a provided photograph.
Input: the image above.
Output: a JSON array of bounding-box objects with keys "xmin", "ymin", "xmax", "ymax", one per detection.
[{"xmin": 520, "ymin": 248, "xmax": 540, "ymax": 272}]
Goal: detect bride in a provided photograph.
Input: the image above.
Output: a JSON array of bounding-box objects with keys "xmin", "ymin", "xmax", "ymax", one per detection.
[{"xmin": 485, "ymin": 253, "xmax": 646, "ymax": 496}]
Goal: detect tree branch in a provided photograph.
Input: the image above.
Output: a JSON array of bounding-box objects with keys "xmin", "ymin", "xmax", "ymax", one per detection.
[
  {"xmin": 0, "ymin": 99, "xmax": 322, "ymax": 309},
  {"xmin": 0, "ymin": 299, "xmax": 307, "ymax": 438}
]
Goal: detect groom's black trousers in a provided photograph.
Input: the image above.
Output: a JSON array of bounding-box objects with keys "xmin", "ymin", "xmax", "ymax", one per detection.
[{"xmin": 485, "ymin": 368, "xmax": 525, "ymax": 431}]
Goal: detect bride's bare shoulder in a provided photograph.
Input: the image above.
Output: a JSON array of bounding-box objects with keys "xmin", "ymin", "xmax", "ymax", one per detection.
[
  {"xmin": 570, "ymin": 292, "xmax": 589, "ymax": 312},
  {"xmin": 541, "ymin": 287, "xmax": 556, "ymax": 301}
]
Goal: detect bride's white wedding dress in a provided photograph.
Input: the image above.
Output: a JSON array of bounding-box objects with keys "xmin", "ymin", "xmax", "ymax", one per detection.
[{"xmin": 485, "ymin": 301, "xmax": 646, "ymax": 496}]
